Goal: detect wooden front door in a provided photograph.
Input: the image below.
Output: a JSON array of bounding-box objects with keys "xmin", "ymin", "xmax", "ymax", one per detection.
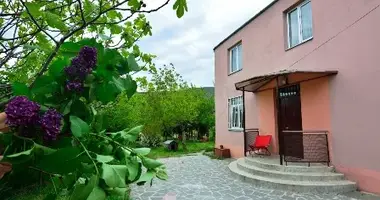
[{"xmin": 278, "ymin": 84, "xmax": 303, "ymax": 159}]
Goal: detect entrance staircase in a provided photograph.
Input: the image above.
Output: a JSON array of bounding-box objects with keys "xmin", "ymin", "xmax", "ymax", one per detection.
[{"xmin": 229, "ymin": 156, "xmax": 357, "ymax": 193}]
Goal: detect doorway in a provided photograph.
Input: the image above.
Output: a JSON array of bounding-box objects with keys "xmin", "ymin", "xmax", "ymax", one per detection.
[{"xmin": 278, "ymin": 84, "xmax": 303, "ymax": 159}]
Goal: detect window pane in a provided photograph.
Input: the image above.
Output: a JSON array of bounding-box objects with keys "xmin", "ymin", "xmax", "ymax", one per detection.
[
  {"xmin": 238, "ymin": 44, "xmax": 242, "ymax": 70},
  {"xmin": 239, "ymin": 105, "xmax": 243, "ymax": 128},
  {"xmin": 228, "ymin": 100, "xmax": 231, "ymax": 128},
  {"xmin": 230, "ymin": 49, "xmax": 236, "ymax": 72},
  {"xmin": 233, "ymin": 107, "xmax": 238, "ymax": 127},
  {"xmin": 301, "ymin": 2, "xmax": 313, "ymax": 40},
  {"xmin": 288, "ymin": 9, "xmax": 299, "ymax": 47}
]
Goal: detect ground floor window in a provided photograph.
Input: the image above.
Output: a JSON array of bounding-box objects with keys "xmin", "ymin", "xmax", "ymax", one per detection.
[{"xmin": 228, "ymin": 96, "xmax": 243, "ymax": 130}]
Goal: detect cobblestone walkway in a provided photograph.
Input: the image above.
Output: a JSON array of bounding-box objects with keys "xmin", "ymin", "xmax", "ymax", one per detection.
[{"xmin": 131, "ymin": 155, "xmax": 361, "ymax": 200}]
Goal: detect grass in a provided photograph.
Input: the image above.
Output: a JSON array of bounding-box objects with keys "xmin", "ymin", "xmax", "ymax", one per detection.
[{"xmin": 148, "ymin": 141, "xmax": 215, "ymax": 159}]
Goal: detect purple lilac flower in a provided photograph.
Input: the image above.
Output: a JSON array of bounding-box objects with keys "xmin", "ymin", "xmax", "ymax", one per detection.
[
  {"xmin": 5, "ymin": 96, "xmax": 40, "ymax": 127},
  {"xmin": 40, "ymin": 109, "xmax": 62, "ymax": 141},
  {"xmin": 63, "ymin": 46, "xmax": 97, "ymax": 90},
  {"xmin": 78, "ymin": 46, "xmax": 97, "ymax": 69},
  {"xmin": 66, "ymin": 80, "xmax": 83, "ymax": 92},
  {"xmin": 64, "ymin": 65, "xmax": 77, "ymax": 78}
]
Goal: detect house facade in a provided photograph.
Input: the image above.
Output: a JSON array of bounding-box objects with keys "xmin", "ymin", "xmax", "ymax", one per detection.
[{"xmin": 214, "ymin": 0, "xmax": 380, "ymax": 194}]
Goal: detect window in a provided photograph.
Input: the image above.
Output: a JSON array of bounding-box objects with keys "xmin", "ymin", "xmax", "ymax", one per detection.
[
  {"xmin": 228, "ymin": 96, "xmax": 243, "ymax": 130},
  {"xmin": 229, "ymin": 43, "xmax": 242, "ymax": 74},
  {"xmin": 287, "ymin": 1, "xmax": 313, "ymax": 48}
]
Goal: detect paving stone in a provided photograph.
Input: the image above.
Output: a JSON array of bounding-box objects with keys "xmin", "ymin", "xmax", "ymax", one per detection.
[{"xmin": 130, "ymin": 155, "xmax": 358, "ymax": 200}]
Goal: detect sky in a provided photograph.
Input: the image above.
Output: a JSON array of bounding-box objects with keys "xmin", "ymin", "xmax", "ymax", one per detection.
[{"xmin": 137, "ymin": 0, "xmax": 274, "ymax": 87}]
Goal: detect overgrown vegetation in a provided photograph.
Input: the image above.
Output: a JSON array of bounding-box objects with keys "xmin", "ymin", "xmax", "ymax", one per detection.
[{"xmin": 100, "ymin": 64, "xmax": 215, "ymax": 148}]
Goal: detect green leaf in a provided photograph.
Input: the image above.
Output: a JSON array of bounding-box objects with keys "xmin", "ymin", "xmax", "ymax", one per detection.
[
  {"xmin": 70, "ymin": 175, "xmax": 98, "ymax": 200},
  {"xmin": 127, "ymin": 54, "xmax": 140, "ymax": 71},
  {"xmin": 123, "ymin": 76, "xmax": 137, "ymax": 98},
  {"xmin": 126, "ymin": 125, "xmax": 143, "ymax": 136},
  {"xmin": 141, "ymin": 157, "xmax": 164, "ymax": 169},
  {"xmin": 25, "ymin": 2, "xmax": 41, "ymax": 17},
  {"xmin": 45, "ymin": 12, "xmax": 68, "ymax": 32},
  {"xmin": 6, "ymin": 148, "xmax": 33, "ymax": 158},
  {"xmin": 96, "ymin": 154, "xmax": 114, "ymax": 163},
  {"xmin": 92, "ymin": 113, "xmax": 104, "ymax": 133},
  {"xmin": 87, "ymin": 186, "xmax": 106, "ymax": 200},
  {"xmin": 110, "ymin": 125, "xmax": 143, "ymax": 142},
  {"xmin": 110, "ymin": 25, "xmax": 122, "ymax": 34},
  {"xmin": 156, "ymin": 167, "xmax": 168, "ymax": 180},
  {"xmin": 34, "ymin": 143, "xmax": 56, "ymax": 156},
  {"xmin": 112, "ymin": 77, "xmax": 125, "ymax": 92},
  {"xmin": 125, "ymin": 157, "xmax": 141, "ymax": 183},
  {"xmin": 35, "ymin": 147, "xmax": 82, "ymax": 174},
  {"xmin": 95, "ymin": 82, "xmax": 117, "ymax": 103},
  {"xmin": 137, "ymin": 171, "xmax": 155, "ymax": 186},
  {"xmin": 36, "ymin": 33, "xmax": 52, "ymax": 52},
  {"xmin": 49, "ymin": 57, "xmax": 69, "ymax": 77},
  {"xmin": 12, "ymin": 82, "xmax": 30, "ymax": 97},
  {"xmin": 106, "ymin": 187, "xmax": 129, "ymax": 197},
  {"xmin": 101, "ymin": 164, "xmax": 127, "ymax": 188},
  {"xmin": 173, "ymin": 0, "xmax": 188, "ymax": 18},
  {"xmin": 128, "ymin": 0, "xmax": 140, "ymax": 10},
  {"xmin": 60, "ymin": 42, "xmax": 81, "ymax": 57},
  {"xmin": 43, "ymin": 194, "xmax": 57, "ymax": 200},
  {"xmin": 70, "ymin": 116, "xmax": 90, "ymax": 137},
  {"xmin": 31, "ymin": 75, "xmax": 56, "ymax": 96},
  {"xmin": 133, "ymin": 148, "xmax": 150, "ymax": 156},
  {"xmin": 62, "ymin": 100, "xmax": 73, "ymax": 115}
]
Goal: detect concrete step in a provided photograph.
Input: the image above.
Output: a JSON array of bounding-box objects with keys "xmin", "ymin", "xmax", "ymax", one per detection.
[
  {"xmin": 244, "ymin": 157, "xmax": 335, "ymax": 173},
  {"xmin": 229, "ymin": 161, "xmax": 357, "ymax": 194},
  {"xmin": 237, "ymin": 158, "xmax": 345, "ymax": 181}
]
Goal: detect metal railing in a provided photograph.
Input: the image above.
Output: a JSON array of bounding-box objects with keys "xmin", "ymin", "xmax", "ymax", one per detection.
[
  {"xmin": 244, "ymin": 128, "xmax": 259, "ymax": 156},
  {"xmin": 281, "ymin": 130, "xmax": 330, "ymax": 166}
]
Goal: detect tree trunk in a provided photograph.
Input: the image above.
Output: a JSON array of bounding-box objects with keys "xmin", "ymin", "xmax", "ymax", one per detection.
[{"xmin": 181, "ymin": 127, "xmax": 187, "ymax": 151}]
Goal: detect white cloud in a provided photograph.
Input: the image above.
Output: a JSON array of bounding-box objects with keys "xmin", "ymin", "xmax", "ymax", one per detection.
[{"xmin": 138, "ymin": 0, "xmax": 274, "ymax": 86}]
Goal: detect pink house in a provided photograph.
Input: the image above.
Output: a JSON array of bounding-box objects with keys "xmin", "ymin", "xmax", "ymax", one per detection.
[{"xmin": 214, "ymin": 0, "xmax": 380, "ymax": 195}]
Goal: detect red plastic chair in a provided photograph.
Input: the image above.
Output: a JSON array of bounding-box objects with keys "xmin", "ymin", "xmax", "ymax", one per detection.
[{"xmin": 248, "ymin": 135, "xmax": 272, "ymax": 156}]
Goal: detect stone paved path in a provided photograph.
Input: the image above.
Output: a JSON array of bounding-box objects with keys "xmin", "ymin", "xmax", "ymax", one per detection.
[{"xmin": 131, "ymin": 155, "xmax": 362, "ymax": 200}]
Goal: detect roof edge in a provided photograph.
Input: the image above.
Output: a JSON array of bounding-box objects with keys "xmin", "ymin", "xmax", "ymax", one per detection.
[{"xmin": 213, "ymin": 0, "xmax": 279, "ymax": 51}]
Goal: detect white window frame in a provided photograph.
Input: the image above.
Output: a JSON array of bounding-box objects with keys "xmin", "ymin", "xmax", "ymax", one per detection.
[
  {"xmin": 228, "ymin": 96, "xmax": 243, "ymax": 131},
  {"xmin": 229, "ymin": 43, "xmax": 242, "ymax": 74},
  {"xmin": 287, "ymin": 0, "xmax": 313, "ymax": 48}
]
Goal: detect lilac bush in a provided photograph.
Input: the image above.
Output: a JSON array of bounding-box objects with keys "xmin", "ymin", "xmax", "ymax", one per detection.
[
  {"xmin": 5, "ymin": 96, "xmax": 40, "ymax": 127},
  {"xmin": 64, "ymin": 46, "xmax": 97, "ymax": 91},
  {"xmin": 66, "ymin": 80, "xmax": 83, "ymax": 92},
  {"xmin": 39, "ymin": 109, "xmax": 63, "ymax": 141}
]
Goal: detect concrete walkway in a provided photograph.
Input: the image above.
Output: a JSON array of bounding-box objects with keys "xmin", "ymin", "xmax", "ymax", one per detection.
[{"xmin": 131, "ymin": 155, "xmax": 375, "ymax": 200}]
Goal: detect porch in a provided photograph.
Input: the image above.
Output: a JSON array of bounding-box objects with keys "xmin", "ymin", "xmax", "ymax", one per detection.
[{"xmin": 236, "ymin": 69, "xmax": 338, "ymax": 166}]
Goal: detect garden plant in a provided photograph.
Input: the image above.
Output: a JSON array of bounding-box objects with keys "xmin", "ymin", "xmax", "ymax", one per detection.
[{"xmin": 0, "ymin": 0, "xmax": 189, "ymax": 199}]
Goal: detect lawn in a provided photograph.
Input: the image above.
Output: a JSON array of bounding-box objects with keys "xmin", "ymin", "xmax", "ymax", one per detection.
[{"xmin": 148, "ymin": 141, "xmax": 215, "ymax": 159}]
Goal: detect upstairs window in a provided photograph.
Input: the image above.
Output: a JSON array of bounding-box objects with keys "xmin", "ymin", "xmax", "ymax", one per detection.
[
  {"xmin": 229, "ymin": 43, "xmax": 242, "ymax": 74},
  {"xmin": 287, "ymin": 0, "xmax": 313, "ymax": 48}
]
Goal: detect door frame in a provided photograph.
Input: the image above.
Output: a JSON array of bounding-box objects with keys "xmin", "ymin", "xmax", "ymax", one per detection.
[{"xmin": 275, "ymin": 82, "xmax": 303, "ymax": 164}]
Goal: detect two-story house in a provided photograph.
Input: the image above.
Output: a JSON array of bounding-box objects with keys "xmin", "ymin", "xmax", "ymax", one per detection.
[{"xmin": 214, "ymin": 0, "xmax": 380, "ymax": 194}]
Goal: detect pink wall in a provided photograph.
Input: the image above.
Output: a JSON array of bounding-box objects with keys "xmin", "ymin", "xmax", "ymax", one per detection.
[
  {"xmin": 256, "ymin": 90, "xmax": 278, "ymax": 154},
  {"xmin": 214, "ymin": 0, "xmax": 380, "ymax": 194}
]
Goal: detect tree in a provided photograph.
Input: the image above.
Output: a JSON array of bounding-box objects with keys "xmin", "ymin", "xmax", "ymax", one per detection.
[
  {"xmin": 0, "ymin": 0, "xmax": 188, "ymax": 84},
  {"xmin": 104, "ymin": 64, "xmax": 215, "ymax": 149},
  {"xmin": 0, "ymin": 0, "xmax": 189, "ymax": 199}
]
